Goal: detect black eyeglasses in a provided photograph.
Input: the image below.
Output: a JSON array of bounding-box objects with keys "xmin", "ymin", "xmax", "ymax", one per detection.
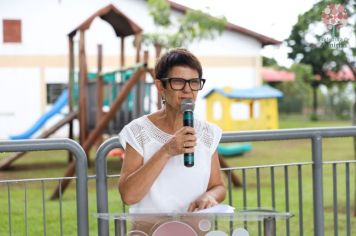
[{"xmin": 161, "ymin": 77, "xmax": 206, "ymax": 91}]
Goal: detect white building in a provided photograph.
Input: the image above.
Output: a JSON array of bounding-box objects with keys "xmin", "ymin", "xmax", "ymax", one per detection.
[{"xmin": 0, "ymin": 0, "xmax": 280, "ymax": 139}]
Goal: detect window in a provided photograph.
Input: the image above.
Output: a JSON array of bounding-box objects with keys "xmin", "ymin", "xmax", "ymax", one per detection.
[
  {"xmin": 3, "ymin": 19, "xmax": 22, "ymax": 43},
  {"xmin": 231, "ymin": 102, "xmax": 250, "ymax": 120},
  {"xmin": 46, "ymin": 83, "xmax": 67, "ymax": 104},
  {"xmin": 213, "ymin": 101, "xmax": 222, "ymax": 120}
]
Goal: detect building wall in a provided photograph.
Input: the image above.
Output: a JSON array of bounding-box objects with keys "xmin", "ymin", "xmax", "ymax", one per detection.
[
  {"xmin": 0, "ymin": 0, "xmax": 265, "ymax": 138},
  {"xmin": 0, "ymin": 68, "xmax": 42, "ymax": 135}
]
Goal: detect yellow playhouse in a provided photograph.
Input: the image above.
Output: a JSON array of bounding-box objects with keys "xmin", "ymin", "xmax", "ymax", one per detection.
[{"xmin": 203, "ymin": 85, "xmax": 283, "ymax": 131}]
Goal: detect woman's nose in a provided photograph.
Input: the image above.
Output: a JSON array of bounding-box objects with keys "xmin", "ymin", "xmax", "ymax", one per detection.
[{"xmin": 183, "ymin": 81, "xmax": 192, "ymax": 92}]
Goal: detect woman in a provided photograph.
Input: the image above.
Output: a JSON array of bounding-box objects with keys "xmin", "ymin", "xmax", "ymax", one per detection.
[{"xmin": 118, "ymin": 48, "xmax": 226, "ymax": 214}]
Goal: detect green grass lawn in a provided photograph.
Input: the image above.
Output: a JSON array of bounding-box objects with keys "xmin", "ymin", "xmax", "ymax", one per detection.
[{"xmin": 0, "ymin": 114, "xmax": 355, "ymax": 235}]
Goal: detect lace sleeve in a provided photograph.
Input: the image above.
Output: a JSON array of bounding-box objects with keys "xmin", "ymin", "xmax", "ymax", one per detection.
[
  {"xmin": 199, "ymin": 121, "xmax": 222, "ymax": 157},
  {"xmin": 118, "ymin": 121, "xmax": 145, "ymax": 156},
  {"xmin": 210, "ymin": 124, "xmax": 222, "ymax": 156}
]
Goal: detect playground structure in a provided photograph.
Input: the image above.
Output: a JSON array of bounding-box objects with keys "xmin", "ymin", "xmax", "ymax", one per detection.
[
  {"xmin": 0, "ymin": 5, "xmax": 158, "ymax": 196},
  {"xmin": 53, "ymin": 4, "xmax": 158, "ymax": 198}
]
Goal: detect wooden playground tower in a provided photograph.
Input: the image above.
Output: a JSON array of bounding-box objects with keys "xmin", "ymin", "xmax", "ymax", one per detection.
[
  {"xmin": 52, "ymin": 4, "xmax": 154, "ymax": 198},
  {"xmin": 50, "ymin": 4, "xmax": 159, "ymax": 198},
  {"xmin": 0, "ymin": 4, "xmax": 151, "ymax": 173}
]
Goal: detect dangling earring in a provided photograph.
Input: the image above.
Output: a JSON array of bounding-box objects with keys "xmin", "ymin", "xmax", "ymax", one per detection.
[{"xmin": 161, "ymin": 94, "xmax": 166, "ymax": 106}]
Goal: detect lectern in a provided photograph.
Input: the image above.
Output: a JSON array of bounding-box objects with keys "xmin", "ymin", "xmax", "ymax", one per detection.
[{"xmin": 95, "ymin": 209, "xmax": 293, "ymax": 236}]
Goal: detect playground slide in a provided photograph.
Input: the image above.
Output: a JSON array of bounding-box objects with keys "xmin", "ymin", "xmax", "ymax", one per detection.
[{"xmin": 9, "ymin": 89, "xmax": 69, "ymax": 140}]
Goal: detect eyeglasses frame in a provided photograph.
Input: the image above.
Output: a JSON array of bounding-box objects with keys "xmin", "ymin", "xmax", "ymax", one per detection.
[{"xmin": 160, "ymin": 77, "xmax": 206, "ymax": 91}]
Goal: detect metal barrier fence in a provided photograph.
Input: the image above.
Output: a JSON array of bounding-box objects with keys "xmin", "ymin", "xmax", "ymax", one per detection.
[
  {"xmin": 1, "ymin": 128, "xmax": 355, "ymax": 235},
  {"xmin": 95, "ymin": 127, "xmax": 356, "ymax": 236},
  {"xmin": 0, "ymin": 139, "xmax": 88, "ymax": 236}
]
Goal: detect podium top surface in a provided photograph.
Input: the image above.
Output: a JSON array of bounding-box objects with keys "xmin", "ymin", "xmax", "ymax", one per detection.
[{"xmin": 95, "ymin": 209, "xmax": 293, "ymax": 222}]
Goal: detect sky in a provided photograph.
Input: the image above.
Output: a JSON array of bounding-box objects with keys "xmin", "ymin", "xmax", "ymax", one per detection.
[{"xmin": 173, "ymin": 0, "xmax": 318, "ymax": 67}]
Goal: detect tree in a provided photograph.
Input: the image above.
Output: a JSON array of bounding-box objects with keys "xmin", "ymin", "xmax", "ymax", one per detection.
[
  {"xmin": 262, "ymin": 56, "xmax": 281, "ymax": 68},
  {"xmin": 142, "ymin": 0, "xmax": 227, "ymax": 108},
  {"xmin": 287, "ymin": 0, "xmax": 355, "ymax": 120},
  {"xmin": 287, "ymin": 0, "xmax": 356, "ymax": 216},
  {"xmin": 279, "ymin": 64, "xmax": 314, "ymax": 114},
  {"xmin": 143, "ymin": 0, "xmax": 227, "ymax": 55},
  {"xmin": 262, "ymin": 57, "xmax": 314, "ymax": 114}
]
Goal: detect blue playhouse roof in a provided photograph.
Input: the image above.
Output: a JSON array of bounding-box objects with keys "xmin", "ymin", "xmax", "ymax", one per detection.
[{"xmin": 203, "ymin": 85, "xmax": 283, "ymax": 99}]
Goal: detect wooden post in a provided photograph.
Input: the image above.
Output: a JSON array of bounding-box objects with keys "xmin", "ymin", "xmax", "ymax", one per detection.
[
  {"xmin": 96, "ymin": 44, "xmax": 104, "ymax": 146},
  {"xmin": 135, "ymin": 33, "xmax": 142, "ymax": 63},
  {"xmin": 143, "ymin": 50, "xmax": 149, "ymax": 66},
  {"xmin": 142, "ymin": 50, "xmax": 152, "ymax": 114},
  {"xmin": 154, "ymin": 43, "xmax": 162, "ymax": 59},
  {"xmin": 68, "ymin": 37, "xmax": 75, "ymax": 110},
  {"xmin": 154, "ymin": 43, "xmax": 162, "ymax": 109},
  {"xmin": 78, "ymin": 30, "xmax": 88, "ymax": 145},
  {"xmin": 218, "ymin": 154, "xmax": 242, "ymax": 187},
  {"xmin": 68, "ymin": 36, "xmax": 75, "ymax": 162},
  {"xmin": 136, "ymin": 52, "xmax": 145, "ymax": 116},
  {"xmin": 120, "ymin": 36, "xmax": 125, "ymax": 67}
]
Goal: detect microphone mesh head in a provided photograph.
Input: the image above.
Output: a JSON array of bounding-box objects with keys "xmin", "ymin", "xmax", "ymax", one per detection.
[{"xmin": 181, "ymin": 99, "xmax": 195, "ymax": 112}]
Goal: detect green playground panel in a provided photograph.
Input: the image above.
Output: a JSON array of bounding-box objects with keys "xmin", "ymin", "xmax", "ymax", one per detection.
[
  {"xmin": 217, "ymin": 143, "xmax": 252, "ymax": 157},
  {"xmin": 70, "ymin": 68, "xmax": 149, "ymax": 110}
]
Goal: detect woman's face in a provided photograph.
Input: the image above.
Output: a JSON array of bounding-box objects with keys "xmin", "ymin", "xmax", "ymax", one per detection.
[{"xmin": 160, "ymin": 66, "xmax": 200, "ymax": 111}]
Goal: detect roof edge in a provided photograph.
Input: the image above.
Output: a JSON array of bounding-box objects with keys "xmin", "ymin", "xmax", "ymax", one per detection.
[
  {"xmin": 68, "ymin": 4, "xmax": 142, "ymax": 38},
  {"xmin": 168, "ymin": 1, "xmax": 281, "ymax": 45}
]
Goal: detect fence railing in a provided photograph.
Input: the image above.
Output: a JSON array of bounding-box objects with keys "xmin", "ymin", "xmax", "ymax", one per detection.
[
  {"xmin": 95, "ymin": 126, "xmax": 356, "ymax": 236},
  {"xmin": 1, "ymin": 127, "xmax": 356, "ymax": 235},
  {"xmin": 0, "ymin": 139, "xmax": 88, "ymax": 236},
  {"xmin": 220, "ymin": 126, "xmax": 356, "ymax": 236}
]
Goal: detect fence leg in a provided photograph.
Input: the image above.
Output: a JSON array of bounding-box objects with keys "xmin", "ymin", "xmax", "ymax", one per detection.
[
  {"xmin": 312, "ymin": 136, "xmax": 325, "ymax": 236},
  {"xmin": 263, "ymin": 217, "xmax": 276, "ymax": 236},
  {"xmin": 114, "ymin": 219, "xmax": 126, "ymax": 236}
]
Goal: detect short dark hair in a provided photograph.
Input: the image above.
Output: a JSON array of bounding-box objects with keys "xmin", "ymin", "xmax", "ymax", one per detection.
[{"xmin": 154, "ymin": 48, "xmax": 202, "ymax": 81}]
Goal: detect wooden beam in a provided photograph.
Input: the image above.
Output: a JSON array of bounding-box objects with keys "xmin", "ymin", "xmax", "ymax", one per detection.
[
  {"xmin": 155, "ymin": 44, "xmax": 162, "ymax": 109},
  {"xmin": 68, "ymin": 37, "xmax": 75, "ymax": 162},
  {"xmin": 79, "ymin": 30, "xmax": 88, "ymax": 144},
  {"xmin": 218, "ymin": 154, "xmax": 242, "ymax": 187},
  {"xmin": 96, "ymin": 44, "xmax": 104, "ymax": 146},
  {"xmin": 120, "ymin": 36, "xmax": 125, "ymax": 67},
  {"xmin": 135, "ymin": 33, "xmax": 142, "ymax": 63}
]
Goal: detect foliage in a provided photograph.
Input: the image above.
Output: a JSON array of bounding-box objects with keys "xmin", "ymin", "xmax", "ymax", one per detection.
[
  {"xmin": 262, "ymin": 56, "xmax": 280, "ymax": 68},
  {"xmin": 324, "ymin": 83, "xmax": 353, "ymax": 119},
  {"xmin": 147, "ymin": 0, "xmax": 171, "ymax": 27},
  {"xmin": 287, "ymin": 1, "xmax": 353, "ymax": 82},
  {"xmin": 273, "ymin": 63, "xmax": 314, "ymax": 113},
  {"xmin": 286, "ymin": 0, "xmax": 355, "ymax": 119},
  {"xmin": 143, "ymin": 0, "xmax": 227, "ymax": 49}
]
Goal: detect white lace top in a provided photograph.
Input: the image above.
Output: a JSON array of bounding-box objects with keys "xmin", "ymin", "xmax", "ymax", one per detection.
[{"xmin": 118, "ymin": 115, "xmax": 222, "ymax": 213}]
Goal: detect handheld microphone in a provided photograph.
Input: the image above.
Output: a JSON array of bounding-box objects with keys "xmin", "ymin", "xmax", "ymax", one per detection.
[{"xmin": 181, "ymin": 99, "xmax": 195, "ymax": 167}]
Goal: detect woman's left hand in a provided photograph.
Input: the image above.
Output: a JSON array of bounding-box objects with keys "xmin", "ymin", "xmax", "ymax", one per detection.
[{"xmin": 187, "ymin": 193, "xmax": 218, "ymax": 212}]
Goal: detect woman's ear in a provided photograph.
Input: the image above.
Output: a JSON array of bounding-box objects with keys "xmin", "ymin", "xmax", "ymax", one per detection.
[{"xmin": 154, "ymin": 79, "xmax": 165, "ymax": 94}]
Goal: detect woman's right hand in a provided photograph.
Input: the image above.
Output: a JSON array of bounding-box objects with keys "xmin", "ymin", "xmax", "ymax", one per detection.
[{"xmin": 163, "ymin": 127, "xmax": 197, "ymax": 157}]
